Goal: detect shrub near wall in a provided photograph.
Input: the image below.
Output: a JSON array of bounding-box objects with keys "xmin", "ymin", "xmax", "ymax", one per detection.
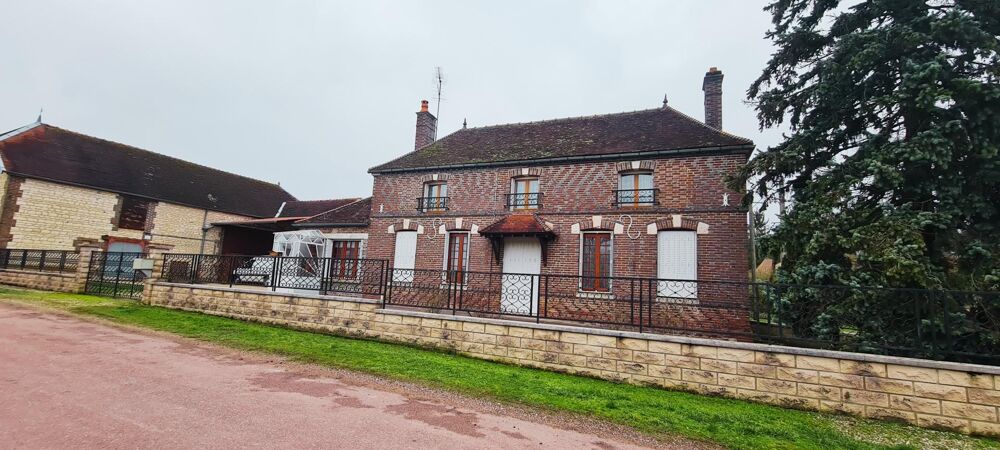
[{"xmin": 146, "ymin": 282, "xmax": 1000, "ymax": 437}]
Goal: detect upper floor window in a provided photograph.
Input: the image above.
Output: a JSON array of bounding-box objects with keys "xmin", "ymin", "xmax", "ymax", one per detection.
[
  {"xmin": 419, "ymin": 182, "xmax": 448, "ymax": 212},
  {"xmin": 615, "ymin": 172, "xmax": 657, "ymax": 207},
  {"xmin": 507, "ymin": 177, "xmax": 541, "ymax": 210},
  {"xmin": 117, "ymin": 196, "xmax": 151, "ymax": 230}
]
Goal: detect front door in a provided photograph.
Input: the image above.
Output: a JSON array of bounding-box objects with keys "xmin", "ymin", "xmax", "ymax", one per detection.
[{"xmin": 501, "ymin": 237, "xmax": 541, "ymax": 314}]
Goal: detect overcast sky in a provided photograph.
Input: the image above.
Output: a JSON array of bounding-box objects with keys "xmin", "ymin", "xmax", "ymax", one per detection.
[{"xmin": 1, "ymin": 1, "xmax": 785, "ymax": 201}]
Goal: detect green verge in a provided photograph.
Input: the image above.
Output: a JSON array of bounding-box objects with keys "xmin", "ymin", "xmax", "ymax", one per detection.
[{"xmin": 2, "ymin": 287, "xmax": 997, "ymax": 450}]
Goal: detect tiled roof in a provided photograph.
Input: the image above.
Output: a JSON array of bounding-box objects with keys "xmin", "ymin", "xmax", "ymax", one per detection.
[
  {"xmin": 370, "ymin": 106, "xmax": 753, "ymax": 172},
  {"xmin": 0, "ymin": 123, "xmax": 296, "ymax": 217},
  {"xmin": 295, "ymin": 197, "xmax": 371, "ymax": 227},
  {"xmin": 277, "ymin": 198, "xmax": 360, "ymax": 218},
  {"xmin": 479, "ymin": 214, "xmax": 553, "ymax": 235}
]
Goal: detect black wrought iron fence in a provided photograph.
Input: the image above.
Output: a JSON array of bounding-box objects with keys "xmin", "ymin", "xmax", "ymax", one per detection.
[
  {"xmin": 0, "ymin": 249, "xmax": 79, "ymax": 273},
  {"xmin": 84, "ymin": 251, "xmax": 148, "ymax": 299},
  {"xmin": 384, "ymin": 269, "xmax": 1000, "ymax": 365},
  {"xmin": 153, "ymin": 255, "xmax": 1000, "ymax": 365},
  {"xmin": 161, "ymin": 254, "xmax": 387, "ymax": 297}
]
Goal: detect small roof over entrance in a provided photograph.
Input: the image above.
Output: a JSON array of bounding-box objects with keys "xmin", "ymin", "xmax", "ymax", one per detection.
[
  {"xmin": 479, "ymin": 215, "xmax": 556, "ymax": 264},
  {"xmin": 479, "ymin": 214, "xmax": 555, "ymax": 237}
]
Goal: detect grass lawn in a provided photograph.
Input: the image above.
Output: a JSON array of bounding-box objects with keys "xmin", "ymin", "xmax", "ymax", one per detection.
[{"xmin": 2, "ymin": 287, "xmax": 998, "ymax": 450}]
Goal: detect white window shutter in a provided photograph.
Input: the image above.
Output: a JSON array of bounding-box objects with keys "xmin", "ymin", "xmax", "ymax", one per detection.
[
  {"xmin": 657, "ymin": 231, "xmax": 697, "ymax": 298},
  {"xmin": 392, "ymin": 232, "xmax": 417, "ymax": 282}
]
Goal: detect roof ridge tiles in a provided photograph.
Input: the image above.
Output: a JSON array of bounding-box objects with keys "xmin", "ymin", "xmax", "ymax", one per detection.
[{"xmin": 461, "ymin": 107, "xmax": 662, "ymax": 131}]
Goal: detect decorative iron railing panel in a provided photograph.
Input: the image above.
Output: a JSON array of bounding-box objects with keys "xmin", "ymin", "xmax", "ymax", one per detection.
[
  {"xmin": 505, "ymin": 192, "xmax": 543, "ymax": 209},
  {"xmin": 161, "ymin": 254, "xmax": 386, "ymax": 297},
  {"xmin": 0, "ymin": 249, "xmax": 79, "ymax": 273},
  {"xmin": 416, "ymin": 197, "xmax": 449, "ymax": 212},
  {"xmin": 612, "ymin": 188, "xmax": 659, "ymax": 206}
]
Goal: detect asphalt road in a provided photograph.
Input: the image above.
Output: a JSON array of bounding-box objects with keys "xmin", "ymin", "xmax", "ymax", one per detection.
[{"xmin": 0, "ymin": 302, "xmax": 690, "ymax": 449}]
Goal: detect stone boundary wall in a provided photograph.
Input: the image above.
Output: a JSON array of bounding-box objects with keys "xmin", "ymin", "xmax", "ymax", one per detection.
[
  {"xmin": 0, "ymin": 269, "xmax": 82, "ymax": 293},
  {"xmin": 147, "ymin": 282, "xmax": 1000, "ymax": 437}
]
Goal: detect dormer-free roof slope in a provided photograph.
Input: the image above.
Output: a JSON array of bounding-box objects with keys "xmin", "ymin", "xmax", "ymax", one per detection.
[
  {"xmin": 295, "ymin": 197, "xmax": 372, "ymax": 227},
  {"xmin": 0, "ymin": 123, "xmax": 296, "ymax": 218},
  {"xmin": 370, "ymin": 106, "xmax": 753, "ymax": 173},
  {"xmin": 277, "ymin": 198, "xmax": 360, "ymax": 218}
]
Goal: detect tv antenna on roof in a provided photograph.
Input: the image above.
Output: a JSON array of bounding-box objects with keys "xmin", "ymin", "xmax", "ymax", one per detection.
[{"xmin": 434, "ymin": 67, "xmax": 445, "ymax": 120}]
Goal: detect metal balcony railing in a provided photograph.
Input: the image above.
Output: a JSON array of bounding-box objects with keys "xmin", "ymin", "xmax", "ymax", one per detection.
[
  {"xmin": 416, "ymin": 197, "xmax": 449, "ymax": 212},
  {"xmin": 612, "ymin": 188, "xmax": 659, "ymax": 207},
  {"xmin": 505, "ymin": 192, "xmax": 543, "ymax": 209}
]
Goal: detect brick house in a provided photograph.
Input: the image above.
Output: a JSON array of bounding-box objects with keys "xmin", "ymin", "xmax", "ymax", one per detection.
[
  {"xmin": 367, "ymin": 68, "xmax": 753, "ymax": 332},
  {"xmin": 0, "ymin": 122, "xmax": 296, "ymax": 254}
]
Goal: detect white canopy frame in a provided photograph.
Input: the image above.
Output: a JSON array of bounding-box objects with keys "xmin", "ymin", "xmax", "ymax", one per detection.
[
  {"xmin": 272, "ymin": 230, "xmax": 329, "ymax": 283},
  {"xmin": 272, "ymin": 230, "xmax": 328, "ymax": 258}
]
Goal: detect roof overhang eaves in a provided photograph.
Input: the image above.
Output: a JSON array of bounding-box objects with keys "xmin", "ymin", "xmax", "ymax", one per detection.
[
  {"xmin": 5, "ymin": 171, "xmax": 273, "ymax": 219},
  {"xmin": 292, "ymin": 222, "xmax": 369, "ymax": 228},
  {"xmin": 369, "ymin": 143, "xmax": 754, "ymax": 174}
]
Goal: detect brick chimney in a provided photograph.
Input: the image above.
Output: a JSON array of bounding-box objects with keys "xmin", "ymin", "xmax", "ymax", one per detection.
[
  {"xmin": 414, "ymin": 100, "xmax": 438, "ymax": 149},
  {"xmin": 702, "ymin": 67, "xmax": 723, "ymax": 130}
]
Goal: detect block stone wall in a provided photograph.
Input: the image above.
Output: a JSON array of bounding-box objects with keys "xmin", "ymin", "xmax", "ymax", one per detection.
[
  {"xmin": 0, "ymin": 177, "xmax": 252, "ymax": 253},
  {"xmin": 0, "ymin": 269, "xmax": 80, "ymax": 293},
  {"xmin": 147, "ymin": 282, "xmax": 1000, "ymax": 437}
]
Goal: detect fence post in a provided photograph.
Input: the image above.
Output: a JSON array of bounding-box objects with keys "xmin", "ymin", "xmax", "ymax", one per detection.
[
  {"xmin": 71, "ymin": 243, "xmax": 100, "ymax": 293},
  {"xmin": 450, "ymin": 271, "xmax": 457, "ymax": 315},
  {"xmin": 272, "ymin": 256, "xmax": 281, "ymax": 291},
  {"xmin": 776, "ymin": 284, "xmax": 785, "ymax": 340},
  {"xmin": 39, "ymin": 250, "xmax": 47, "ymax": 271},
  {"xmin": 385, "ymin": 265, "xmax": 394, "ymax": 306},
  {"xmin": 141, "ymin": 243, "xmax": 175, "ymax": 304}
]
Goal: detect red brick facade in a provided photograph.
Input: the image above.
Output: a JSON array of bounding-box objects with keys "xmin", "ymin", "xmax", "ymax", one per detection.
[
  {"xmin": 366, "ymin": 152, "xmax": 751, "ymax": 335},
  {"xmin": 368, "ymin": 153, "xmax": 747, "ymax": 279}
]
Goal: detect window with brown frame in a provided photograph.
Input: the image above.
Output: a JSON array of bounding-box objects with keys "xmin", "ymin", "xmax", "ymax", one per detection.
[
  {"xmin": 446, "ymin": 232, "xmax": 469, "ymax": 284},
  {"xmin": 330, "ymin": 240, "xmax": 360, "ymax": 278},
  {"xmin": 508, "ymin": 177, "xmax": 540, "ymax": 210},
  {"xmin": 421, "ymin": 182, "xmax": 448, "ymax": 212},
  {"xmin": 581, "ymin": 233, "xmax": 612, "ymax": 292},
  {"xmin": 616, "ymin": 172, "xmax": 655, "ymax": 207},
  {"xmin": 117, "ymin": 196, "xmax": 151, "ymax": 231}
]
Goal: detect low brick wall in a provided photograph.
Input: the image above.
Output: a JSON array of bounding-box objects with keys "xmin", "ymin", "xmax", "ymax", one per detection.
[
  {"xmin": 0, "ymin": 269, "xmax": 81, "ymax": 293},
  {"xmin": 146, "ymin": 282, "xmax": 1000, "ymax": 437}
]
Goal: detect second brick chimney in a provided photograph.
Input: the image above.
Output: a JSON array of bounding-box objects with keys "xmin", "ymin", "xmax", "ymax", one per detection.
[
  {"xmin": 702, "ymin": 67, "xmax": 723, "ymax": 130},
  {"xmin": 414, "ymin": 100, "xmax": 438, "ymax": 149}
]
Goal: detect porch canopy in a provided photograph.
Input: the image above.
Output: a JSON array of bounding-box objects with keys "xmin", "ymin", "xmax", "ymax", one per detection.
[{"xmin": 478, "ymin": 214, "xmax": 556, "ymax": 264}]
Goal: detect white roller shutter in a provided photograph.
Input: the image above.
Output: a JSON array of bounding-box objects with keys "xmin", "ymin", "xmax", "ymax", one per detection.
[
  {"xmin": 657, "ymin": 231, "xmax": 697, "ymax": 298},
  {"xmin": 392, "ymin": 231, "xmax": 417, "ymax": 282}
]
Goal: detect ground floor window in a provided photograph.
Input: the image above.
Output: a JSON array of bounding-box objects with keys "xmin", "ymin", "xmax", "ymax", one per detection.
[
  {"xmin": 657, "ymin": 231, "xmax": 697, "ymax": 298},
  {"xmin": 580, "ymin": 232, "xmax": 611, "ymax": 292},
  {"xmin": 330, "ymin": 240, "xmax": 360, "ymax": 278},
  {"xmin": 392, "ymin": 231, "xmax": 417, "ymax": 282},
  {"xmin": 446, "ymin": 232, "xmax": 470, "ymax": 284}
]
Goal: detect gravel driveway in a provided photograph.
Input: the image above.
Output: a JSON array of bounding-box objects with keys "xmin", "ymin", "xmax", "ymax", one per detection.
[{"xmin": 0, "ymin": 302, "xmax": 703, "ymax": 449}]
